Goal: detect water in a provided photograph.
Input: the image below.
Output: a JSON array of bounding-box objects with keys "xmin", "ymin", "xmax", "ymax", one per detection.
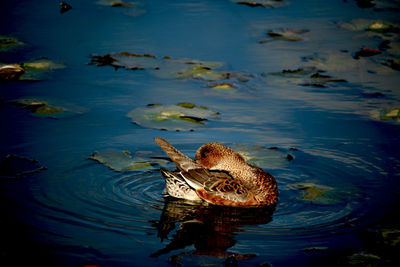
[{"xmin": 1, "ymin": 0, "xmax": 400, "ymax": 266}]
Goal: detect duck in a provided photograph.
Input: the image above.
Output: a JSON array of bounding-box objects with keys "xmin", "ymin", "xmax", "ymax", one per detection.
[{"xmin": 154, "ymin": 137, "xmax": 278, "ymax": 207}]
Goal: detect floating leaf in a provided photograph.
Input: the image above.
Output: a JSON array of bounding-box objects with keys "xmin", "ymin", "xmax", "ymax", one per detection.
[
  {"xmin": 89, "ymin": 150, "xmax": 154, "ymax": 172},
  {"xmin": 127, "ymin": 103, "xmax": 219, "ymax": 131},
  {"xmin": 234, "ymin": 145, "xmax": 290, "ymax": 170},
  {"xmin": 261, "ymin": 28, "xmax": 309, "ymax": 43},
  {"xmin": 206, "ymin": 82, "xmax": 236, "ymax": 90},
  {"xmin": 0, "ymin": 64, "xmax": 25, "ymax": 81},
  {"xmin": 0, "ymin": 35, "xmax": 24, "ymax": 51},
  {"xmin": 370, "ymin": 107, "xmax": 400, "ymax": 121},
  {"xmin": 288, "ymin": 182, "xmax": 359, "ymax": 205},
  {"xmin": 353, "ymin": 48, "xmax": 381, "ymax": 59},
  {"xmin": 234, "ymin": 0, "xmax": 289, "ymax": 8},
  {"xmin": 0, "ymin": 154, "xmax": 46, "ymax": 179},
  {"xmin": 174, "ymin": 65, "xmax": 229, "ymax": 81},
  {"xmin": 22, "ymin": 59, "xmax": 66, "ymax": 70}
]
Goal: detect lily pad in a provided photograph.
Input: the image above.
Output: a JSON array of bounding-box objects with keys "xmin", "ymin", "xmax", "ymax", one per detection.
[
  {"xmin": 89, "ymin": 150, "xmax": 163, "ymax": 172},
  {"xmin": 287, "ymin": 182, "xmax": 359, "ymax": 205},
  {"xmin": 0, "ymin": 154, "xmax": 46, "ymax": 179},
  {"xmin": 234, "ymin": 144, "xmax": 290, "ymax": 170},
  {"xmin": 234, "ymin": 0, "xmax": 289, "ymax": 8},
  {"xmin": 127, "ymin": 103, "xmax": 219, "ymax": 131},
  {"xmin": 0, "ymin": 35, "xmax": 24, "ymax": 51},
  {"xmin": 0, "ymin": 64, "xmax": 25, "ymax": 81},
  {"xmin": 206, "ymin": 82, "xmax": 236, "ymax": 90},
  {"xmin": 353, "ymin": 48, "xmax": 381, "ymax": 59},
  {"xmin": 261, "ymin": 29, "xmax": 309, "ymax": 42},
  {"xmin": 22, "ymin": 59, "xmax": 66, "ymax": 70},
  {"xmin": 9, "ymin": 98, "xmax": 84, "ymax": 119}
]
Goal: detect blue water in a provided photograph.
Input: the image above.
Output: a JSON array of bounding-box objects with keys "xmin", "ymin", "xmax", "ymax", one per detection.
[{"xmin": 1, "ymin": 0, "xmax": 400, "ymax": 266}]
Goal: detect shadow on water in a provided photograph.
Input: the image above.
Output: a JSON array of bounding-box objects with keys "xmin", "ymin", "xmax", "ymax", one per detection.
[{"xmin": 151, "ymin": 198, "xmax": 275, "ymax": 258}]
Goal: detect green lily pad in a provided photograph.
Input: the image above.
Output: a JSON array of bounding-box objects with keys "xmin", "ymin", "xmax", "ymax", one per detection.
[
  {"xmin": 0, "ymin": 35, "xmax": 24, "ymax": 51},
  {"xmin": 0, "ymin": 64, "xmax": 25, "ymax": 81},
  {"xmin": 89, "ymin": 150, "xmax": 162, "ymax": 172},
  {"xmin": 234, "ymin": 145, "xmax": 290, "ymax": 170},
  {"xmin": 9, "ymin": 98, "xmax": 85, "ymax": 119},
  {"xmin": 127, "ymin": 103, "xmax": 220, "ymax": 131},
  {"xmin": 261, "ymin": 28, "xmax": 309, "ymax": 43},
  {"xmin": 234, "ymin": 0, "xmax": 289, "ymax": 8},
  {"xmin": 288, "ymin": 182, "xmax": 359, "ymax": 205},
  {"xmin": 206, "ymin": 82, "xmax": 236, "ymax": 90},
  {"xmin": 0, "ymin": 154, "xmax": 46, "ymax": 179},
  {"xmin": 370, "ymin": 107, "xmax": 400, "ymax": 122}
]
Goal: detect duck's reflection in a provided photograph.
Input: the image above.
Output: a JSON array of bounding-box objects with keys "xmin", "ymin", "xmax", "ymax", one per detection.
[{"xmin": 151, "ymin": 198, "xmax": 275, "ymax": 258}]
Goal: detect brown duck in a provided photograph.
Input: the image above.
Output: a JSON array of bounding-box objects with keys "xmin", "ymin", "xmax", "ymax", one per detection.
[{"xmin": 154, "ymin": 138, "xmax": 278, "ymax": 207}]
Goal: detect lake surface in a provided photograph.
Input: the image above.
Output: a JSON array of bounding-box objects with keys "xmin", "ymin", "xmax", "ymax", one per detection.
[{"xmin": 1, "ymin": 0, "xmax": 400, "ymax": 266}]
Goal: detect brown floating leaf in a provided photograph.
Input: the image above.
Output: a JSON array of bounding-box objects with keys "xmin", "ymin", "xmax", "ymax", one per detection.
[
  {"xmin": 353, "ymin": 48, "xmax": 381, "ymax": 59},
  {"xmin": 60, "ymin": 1, "xmax": 72, "ymax": 13},
  {"xmin": 0, "ymin": 64, "xmax": 25, "ymax": 81}
]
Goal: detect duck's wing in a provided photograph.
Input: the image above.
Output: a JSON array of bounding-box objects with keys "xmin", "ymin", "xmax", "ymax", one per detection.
[
  {"xmin": 155, "ymin": 138, "xmax": 254, "ymax": 206},
  {"xmin": 181, "ymin": 168, "xmax": 254, "ymax": 206},
  {"xmin": 154, "ymin": 138, "xmax": 200, "ymax": 172},
  {"xmin": 160, "ymin": 169, "xmax": 201, "ymax": 201}
]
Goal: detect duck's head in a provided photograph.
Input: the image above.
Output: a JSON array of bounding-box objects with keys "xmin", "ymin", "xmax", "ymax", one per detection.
[{"xmin": 195, "ymin": 142, "xmax": 245, "ymax": 170}]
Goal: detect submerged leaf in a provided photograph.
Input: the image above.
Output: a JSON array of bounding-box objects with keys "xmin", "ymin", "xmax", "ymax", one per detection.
[
  {"xmin": 96, "ymin": 0, "xmax": 134, "ymax": 7},
  {"xmin": 339, "ymin": 18, "xmax": 400, "ymax": 34},
  {"xmin": 89, "ymin": 150, "xmax": 153, "ymax": 172},
  {"xmin": 127, "ymin": 103, "xmax": 219, "ymax": 131},
  {"xmin": 380, "ymin": 229, "xmax": 400, "ymax": 246},
  {"xmin": 206, "ymin": 82, "xmax": 236, "ymax": 90},
  {"xmin": 288, "ymin": 182, "xmax": 359, "ymax": 205},
  {"xmin": 0, "ymin": 154, "xmax": 46, "ymax": 179}
]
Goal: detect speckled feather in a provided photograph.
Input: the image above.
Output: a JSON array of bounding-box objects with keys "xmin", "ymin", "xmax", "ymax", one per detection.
[{"xmin": 154, "ymin": 137, "xmax": 278, "ymax": 207}]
